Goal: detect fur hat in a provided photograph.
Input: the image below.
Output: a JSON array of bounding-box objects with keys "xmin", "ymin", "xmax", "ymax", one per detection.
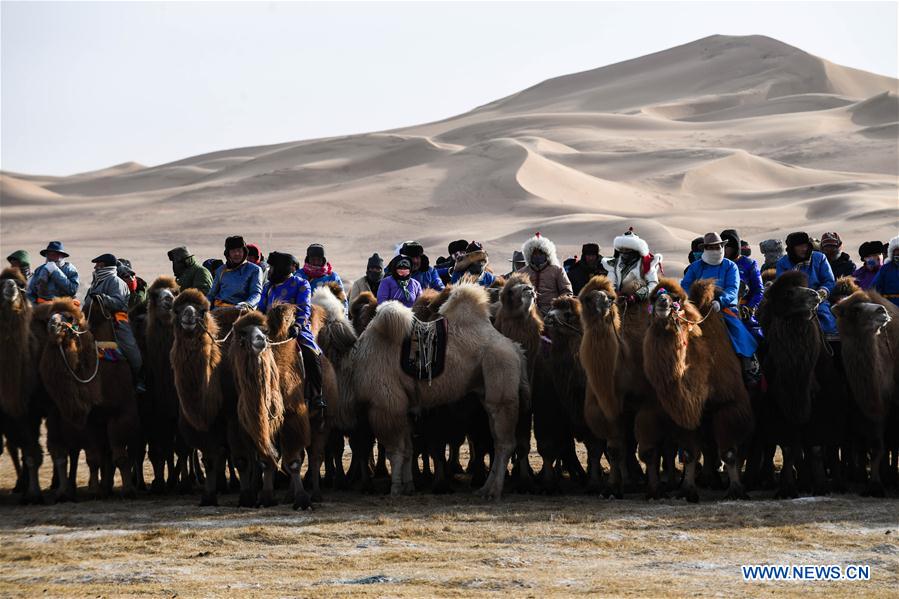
[
  {"xmin": 246, "ymin": 243, "xmax": 262, "ymax": 261},
  {"xmin": 400, "ymin": 241, "xmax": 424, "ymax": 258},
  {"xmin": 581, "ymin": 243, "xmax": 600, "ymax": 256},
  {"xmin": 759, "ymin": 239, "xmax": 784, "ymax": 254},
  {"xmin": 785, "ymin": 232, "xmax": 811, "ymax": 248},
  {"xmin": 305, "ymin": 243, "xmax": 326, "ymax": 261},
  {"xmin": 889, "ymin": 235, "xmax": 899, "ymax": 257},
  {"xmin": 447, "ymin": 240, "xmax": 468, "ymax": 255},
  {"xmin": 521, "ymin": 233, "xmax": 561, "ymax": 267},
  {"xmin": 820, "ymin": 232, "xmax": 842, "ymax": 248},
  {"xmin": 454, "ymin": 248, "xmax": 489, "ymax": 273},
  {"xmin": 858, "ymin": 241, "xmax": 885, "ymax": 259},
  {"xmin": 225, "ymin": 236, "xmax": 246, "ymax": 252},
  {"xmin": 612, "ymin": 228, "xmax": 650, "ymax": 256}
]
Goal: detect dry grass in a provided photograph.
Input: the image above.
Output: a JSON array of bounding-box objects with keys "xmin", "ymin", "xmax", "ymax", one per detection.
[{"xmin": 0, "ymin": 449, "xmax": 896, "ymax": 597}]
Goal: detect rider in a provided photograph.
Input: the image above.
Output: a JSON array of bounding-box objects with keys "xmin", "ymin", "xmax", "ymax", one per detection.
[
  {"xmin": 721, "ymin": 229, "xmax": 763, "ymax": 341},
  {"xmin": 349, "ymin": 253, "xmax": 385, "ymax": 304},
  {"xmin": 775, "ymin": 231, "xmax": 838, "ymax": 339},
  {"xmin": 872, "ymin": 235, "xmax": 899, "ymax": 308},
  {"xmin": 519, "ymin": 232, "xmax": 573, "ymax": 316},
  {"xmin": 207, "ymin": 236, "xmax": 263, "ymax": 310},
  {"xmin": 682, "ymin": 233, "xmax": 760, "ymax": 385},
  {"xmin": 567, "ymin": 242, "xmax": 607, "ymax": 295},
  {"xmin": 601, "ymin": 228, "xmax": 663, "ymax": 302},
  {"xmin": 82, "ymin": 253, "xmax": 145, "ymax": 392},
  {"xmin": 450, "ymin": 241, "xmax": 496, "ymax": 287},
  {"xmin": 400, "ymin": 241, "xmax": 445, "ymax": 292},
  {"xmin": 27, "ymin": 241, "xmax": 80, "ymax": 304},
  {"xmin": 258, "ymin": 252, "xmax": 326, "ymax": 411},
  {"xmin": 6, "ymin": 250, "xmax": 31, "ymax": 280},
  {"xmin": 377, "ymin": 256, "xmax": 422, "ymax": 307},
  {"xmin": 167, "ymin": 246, "xmax": 213, "ymax": 295},
  {"xmin": 853, "ymin": 240, "xmax": 885, "ymax": 290}
]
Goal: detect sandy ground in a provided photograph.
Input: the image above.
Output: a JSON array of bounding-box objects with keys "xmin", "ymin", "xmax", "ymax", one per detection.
[{"xmin": 0, "ymin": 448, "xmax": 897, "ymax": 598}]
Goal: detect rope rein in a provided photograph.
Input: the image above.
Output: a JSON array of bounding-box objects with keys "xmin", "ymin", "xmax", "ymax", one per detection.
[{"xmin": 58, "ymin": 339, "xmax": 100, "ymax": 384}]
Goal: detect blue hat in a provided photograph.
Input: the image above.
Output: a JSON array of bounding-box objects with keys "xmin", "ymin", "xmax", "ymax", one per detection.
[
  {"xmin": 91, "ymin": 253, "xmax": 117, "ymax": 265},
  {"xmin": 39, "ymin": 241, "xmax": 69, "ymax": 258}
]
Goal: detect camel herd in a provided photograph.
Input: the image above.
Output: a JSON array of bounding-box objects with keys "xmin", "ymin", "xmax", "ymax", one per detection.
[{"xmin": 1, "ymin": 265, "xmax": 897, "ymax": 508}]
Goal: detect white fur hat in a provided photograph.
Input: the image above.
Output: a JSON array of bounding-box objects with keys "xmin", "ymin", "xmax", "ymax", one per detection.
[{"xmin": 613, "ymin": 228, "xmax": 650, "ymax": 257}]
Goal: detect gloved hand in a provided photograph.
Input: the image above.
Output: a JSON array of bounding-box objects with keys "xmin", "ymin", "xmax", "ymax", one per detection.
[
  {"xmin": 44, "ymin": 261, "xmax": 59, "ymax": 275},
  {"xmin": 710, "ymin": 300, "xmax": 721, "ymax": 313},
  {"xmin": 635, "ymin": 286, "xmax": 649, "ymax": 301},
  {"xmin": 739, "ymin": 305, "xmax": 754, "ymax": 320},
  {"xmin": 816, "ymin": 288, "xmax": 829, "ymax": 302},
  {"xmin": 287, "ymin": 323, "xmax": 301, "ymax": 339},
  {"xmin": 236, "ymin": 302, "xmax": 253, "ymax": 311}
]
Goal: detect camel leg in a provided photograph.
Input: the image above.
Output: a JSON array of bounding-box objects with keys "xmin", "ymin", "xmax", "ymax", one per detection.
[
  {"xmin": 286, "ymin": 453, "xmax": 311, "ymax": 510},
  {"xmin": 722, "ymin": 448, "xmax": 749, "ymax": 500},
  {"xmin": 200, "ymin": 448, "xmax": 223, "ymax": 506},
  {"xmin": 479, "ymin": 388, "xmax": 517, "ymax": 502},
  {"xmin": 50, "ymin": 446, "xmax": 75, "ymax": 503},
  {"xmin": 808, "ymin": 445, "xmax": 829, "ymax": 496},
  {"xmin": 148, "ymin": 436, "xmax": 168, "ymax": 495},
  {"xmin": 374, "ymin": 441, "xmax": 389, "ymax": 477},
  {"xmin": 234, "ymin": 455, "xmax": 256, "ymax": 508},
  {"xmin": 862, "ymin": 431, "xmax": 886, "ymax": 498},
  {"xmin": 86, "ymin": 446, "xmax": 103, "ymax": 499},
  {"xmin": 387, "ymin": 443, "xmax": 407, "ymax": 497},
  {"xmin": 402, "ymin": 440, "xmax": 415, "ymax": 495},
  {"xmin": 448, "ymin": 439, "xmax": 464, "ymax": 476},
  {"xmin": 776, "ymin": 443, "xmax": 800, "ymax": 499},
  {"xmin": 640, "ymin": 446, "xmax": 664, "ymax": 500},
  {"xmin": 586, "ymin": 439, "xmax": 604, "ymax": 494},
  {"xmin": 257, "ymin": 460, "xmax": 277, "ymax": 508},
  {"xmin": 675, "ymin": 435, "xmax": 700, "ymax": 503}
]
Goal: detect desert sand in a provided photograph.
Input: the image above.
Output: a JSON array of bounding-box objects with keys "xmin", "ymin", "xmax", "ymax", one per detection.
[{"xmin": 2, "ymin": 34, "xmax": 897, "ymax": 285}]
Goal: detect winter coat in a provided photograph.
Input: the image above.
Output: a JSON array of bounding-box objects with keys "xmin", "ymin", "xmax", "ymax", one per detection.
[
  {"xmin": 827, "ymin": 252, "xmax": 857, "ymax": 279},
  {"xmin": 852, "ymin": 264, "xmax": 880, "ymax": 290},
  {"xmin": 207, "ymin": 261, "xmax": 263, "ymax": 308},
  {"xmin": 567, "ymin": 258, "xmax": 608, "ymax": 295},
  {"xmin": 681, "ymin": 258, "xmax": 757, "ymax": 357},
  {"xmin": 872, "ymin": 261, "xmax": 899, "ymax": 307},
  {"xmin": 776, "ymin": 251, "xmax": 837, "ymax": 334},
  {"xmin": 410, "ymin": 255, "xmax": 445, "ymax": 291},
  {"xmin": 83, "ymin": 266, "xmax": 130, "ymax": 314},
  {"xmin": 259, "ymin": 273, "xmax": 319, "ymax": 351},
  {"xmin": 734, "ymin": 255, "xmax": 763, "ymax": 309},
  {"xmin": 349, "ymin": 275, "xmax": 380, "ymax": 304},
  {"xmin": 176, "ymin": 256, "xmax": 213, "ymax": 296},
  {"xmin": 519, "ymin": 235, "xmax": 573, "ymax": 315},
  {"xmin": 127, "ymin": 277, "xmax": 149, "ymax": 315},
  {"xmin": 27, "ymin": 260, "xmax": 79, "ymax": 302},
  {"xmin": 376, "ymin": 276, "xmax": 422, "ymax": 308}
]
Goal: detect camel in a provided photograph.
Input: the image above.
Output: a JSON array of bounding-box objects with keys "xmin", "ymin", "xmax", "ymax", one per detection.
[
  {"xmin": 227, "ymin": 310, "xmax": 291, "ymax": 507},
  {"xmin": 643, "ymin": 278, "xmax": 753, "ymax": 502},
  {"xmin": 41, "ymin": 298, "xmax": 140, "ymax": 500},
  {"xmin": 832, "ymin": 289, "xmax": 899, "ymax": 496},
  {"xmin": 537, "ymin": 296, "xmax": 602, "ymax": 493},
  {"xmin": 346, "ymin": 283, "xmax": 528, "ymax": 499},
  {"xmin": 757, "ymin": 270, "xmax": 849, "ymax": 498},
  {"xmin": 0, "ymin": 268, "xmax": 44, "ymax": 502},
  {"xmin": 349, "ymin": 290, "xmax": 379, "ymax": 336},
  {"xmin": 143, "ymin": 276, "xmax": 192, "ymax": 493},
  {"xmin": 830, "ymin": 276, "xmax": 861, "ymax": 306},
  {"xmin": 493, "ymin": 273, "xmax": 542, "ymax": 491},
  {"xmin": 170, "ymin": 289, "xmax": 241, "ymax": 506},
  {"xmin": 578, "ymin": 275, "xmax": 666, "ymax": 498}
]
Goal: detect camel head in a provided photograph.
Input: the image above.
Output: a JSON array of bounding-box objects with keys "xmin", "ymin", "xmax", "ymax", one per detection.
[
  {"xmin": 648, "ymin": 278, "xmax": 690, "ymax": 333},
  {"xmin": 544, "ymin": 296, "xmax": 582, "ymax": 339},
  {"xmin": 172, "ymin": 288, "xmax": 211, "ymax": 335},
  {"xmin": 501, "ymin": 273, "xmax": 537, "ymax": 317},
  {"xmin": 0, "ymin": 268, "xmax": 27, "ymax": 308},
  {"xmin": 232, "ymin": 311, "xmax": 269, "ymax": 357},
  {"xmin": 830, "ymin": 276, "xmax": 861, "ymax": 307},
  {"xmin": 763, "ymin": 271, "xmax": 821, "ymax": 320},
  {"xmin": 832, "ymin": 291, "xmax": 892, "ymax": 335},
  {"xmin": 578, "ymin": 275, "xmax": 618, "ymax": 323},
  {"xmin": 265, "ymin": 303, "xmax": 297, "ymax": 341},
  {"xmin": 46, "ymin": 299, "xmax": 85, "ymax": 345},
  {"xmin": 148, "ymin": 276, "xmax": 179, "ymax": 321}
]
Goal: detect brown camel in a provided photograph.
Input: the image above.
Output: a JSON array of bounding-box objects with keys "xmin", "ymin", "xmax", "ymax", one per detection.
[
  {"xmin": 493, "ymin": 272, "xmax": 542, "ymax": 492},
  {"xmin": 578, "ymin": 275, "xmax": 667, "ymax": 498},
  {"xmin": 830, "ymin": 276, "xmax": 861, "ymax": 306},
  {"xmin": 349, "ymin": 290, "xmax": 379, "ymax": 336},
  {"xmin": 41, "ymin": 298, "xmax": 140, "ymax": 500},
  {"xmin": 757, "ymin": 270, "xmax": 848, "ymax": 498},
  {"xmin": 347, "ymin": 283, "xmax": 528, "ymax": 499},
  {"xmin": 643, "ymin": 278, "xmax": 753, "ymax": 501},
  {"xmin": 227, "ymin": 310, "xmax": 289, "ymax": 507},
  {"xmin": 0, "ymin": 268, "xmax": 44, "ymax": 502},
  {"xmin": 832, "ymin": 289, "xmax": 899, "ymax": 496},
  {"xmin": 143, "ymin": 276, "xmax": 191, "ymax": 493},
  {"xmin": 537, "ymin": 296, "xmax": 602, "ymax": 493},
  {"xmin": 170, "ymin": 289, "xmax": 242, "ymax": 506}
]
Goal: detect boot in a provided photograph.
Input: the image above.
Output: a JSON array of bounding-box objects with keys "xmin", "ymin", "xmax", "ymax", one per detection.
[
  {"xmin": 301, "ymin": 345, "xmax": 326, "ymax": 411},
  {"xmin": 741, "ymin": 355, "xmax": 761, "ymax": 388}
]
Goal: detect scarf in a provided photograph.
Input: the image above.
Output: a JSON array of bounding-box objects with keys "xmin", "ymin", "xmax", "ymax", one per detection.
[
  {"xmin": 702, "ymin": 248, "xmax": 724, "ymax": 266},
  {"xmin": 397, "ymin": 277, "xmax": 412, "ymax": 302},
  {"xmin": 303, "ymin": 261, "xmax": 333, "ymax": 280},
  {"xmin": 91, "ymin": 265, "xmax": 118, "ymax": 286}
]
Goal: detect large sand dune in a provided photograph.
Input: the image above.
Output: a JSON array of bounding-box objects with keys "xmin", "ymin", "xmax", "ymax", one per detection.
[{"xmin": 2, "ymin": 34, "xmax": 896, "ymax": 282}]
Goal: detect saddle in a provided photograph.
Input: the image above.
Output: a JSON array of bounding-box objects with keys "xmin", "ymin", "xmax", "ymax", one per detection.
[{"xmin": 401, "ymin": 316, "xmax": 448, "ymax": 383}]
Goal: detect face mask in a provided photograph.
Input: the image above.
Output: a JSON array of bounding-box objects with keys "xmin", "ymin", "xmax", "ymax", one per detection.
[
  {"xmin": 691, "ymin": 251, "xmax": 703, "ymax": 261},
  {"xmin": 703, "ymin": 248, "xmax": 724, "ymax": 265},
  {"xmin": 468, "ymin": 262, "xmax": 485, "ymax": 275},
  {"xmin": 865, "ymin": 257, "xmax": 881, "ymax": 269},
  {"xmin": 740, "ymin": 247, "xmax": 751, "ymax": 257},
  {"xmin": 892, "ymin": 255, "xmax": 899, "ymax": 265},
  {"xmin": 366, "ymin": 270, "xmax": 383, "ymax": 284},
  {"xmin": 531, "ymin": 254, "xmax": 547, "ymax": 267},
  {"xmin": 395, "ymin": 268, "xmax": 411, "ymax": 280},
  {"xmin": 619, "ymin": 251, "xmax": 639, "ymax": 266},
  {"xmin": 269, "ymin": 266, "xmax": 291, "ymax": 284}
]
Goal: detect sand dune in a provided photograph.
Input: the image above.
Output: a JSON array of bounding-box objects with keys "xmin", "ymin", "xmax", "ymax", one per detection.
[{"xmin": 1, "ymin": 34, "xmax": 896, "ymax": 284}]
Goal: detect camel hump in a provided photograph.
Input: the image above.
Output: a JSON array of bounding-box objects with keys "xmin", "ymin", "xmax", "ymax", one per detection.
[
  {"xmin": 324, "ymin": 280, "xmax": 347, "ymax": 304},
  {"xmin": 369, "ymin": 300, "xmax": 414, "ymax": 342},
  {"xmin": 439, "ymin": 282, "xmax": 490, "ymax": 321},
  {"xmin": 578, "ymin": 274, "xmax": 616, "ymax": 300},
  {"xmin": 687, "ymin": 278, "xmax": 718, "ymax": 312},
  {"xmin": 313, "ymin": 285, "xmax": 348, "ymax": 322},
  {"xmin": 0, "ymin": 267, "xmax": 26, "ymax": 287}
]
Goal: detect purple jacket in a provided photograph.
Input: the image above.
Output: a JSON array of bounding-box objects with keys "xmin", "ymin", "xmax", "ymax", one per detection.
[
  {"xmin": 376, "ymin": 276, "xmax": 422, "ymax": 308},
  {"xmin": 852, "ymin": 265, "xmax": 880, "ymax": 290}
]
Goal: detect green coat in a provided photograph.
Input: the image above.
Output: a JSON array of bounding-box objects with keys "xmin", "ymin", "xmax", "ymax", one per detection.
[{"xmin": 176, "ymin": 256, "xmax": 213, "ymax": 295}]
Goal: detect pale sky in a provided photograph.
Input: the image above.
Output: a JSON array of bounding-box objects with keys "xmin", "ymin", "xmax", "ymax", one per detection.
[{"xmin": 2, "ymin": 1, "xmax": 896, "ymax": 176}]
